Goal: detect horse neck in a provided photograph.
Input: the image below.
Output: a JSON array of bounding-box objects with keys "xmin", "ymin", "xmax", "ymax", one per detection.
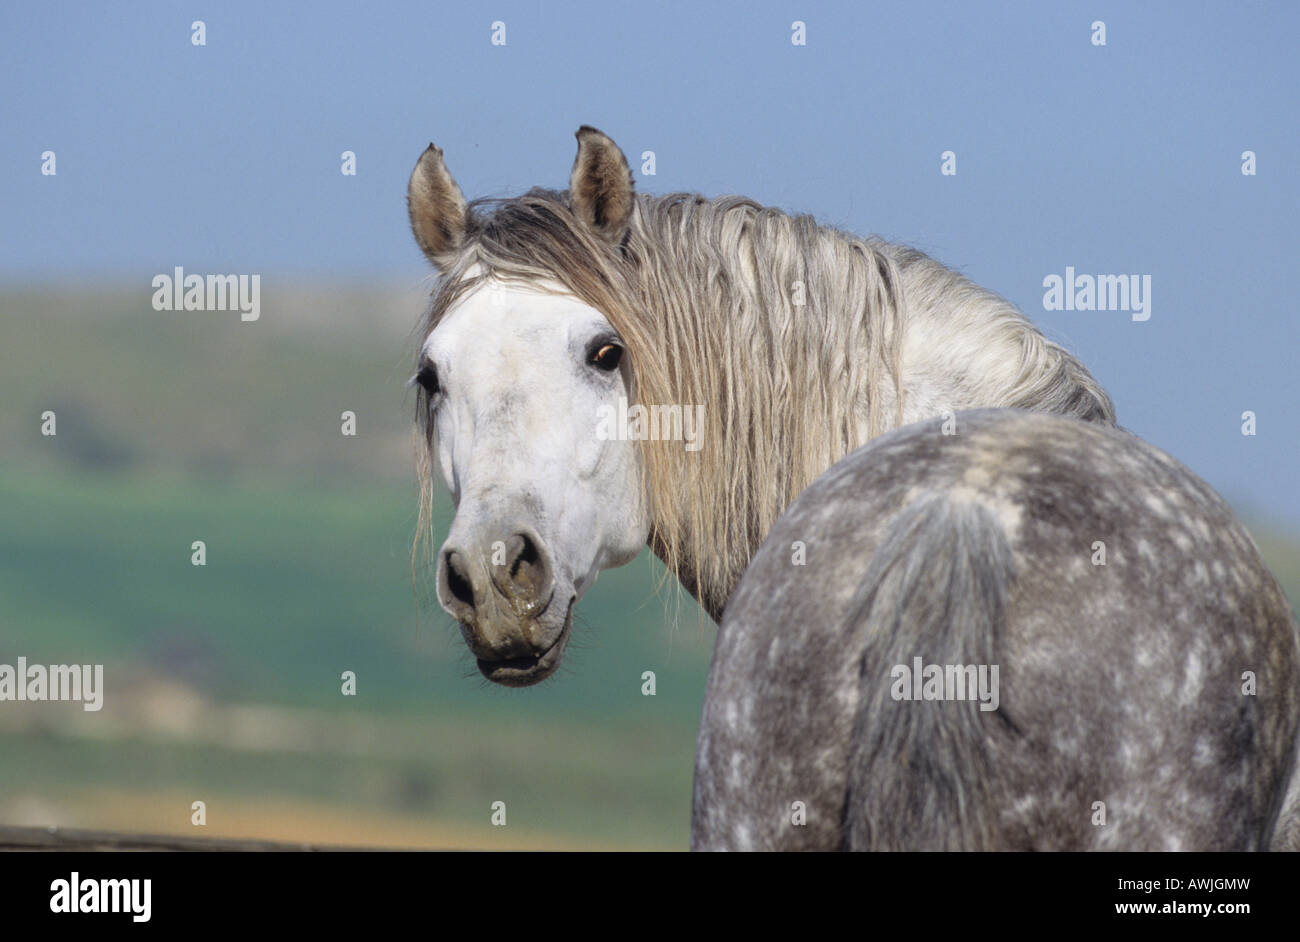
[
  {"xmin": 887, "ymin": 247, "xmax": 1114, "ymax": 426},
  {"xmin": 633, "ymin": 220, "xmax": 1108, "ymax": 625},
  {"xmin": 890, "ymin": 270, "xmax": 1016, "ymax": 423}
]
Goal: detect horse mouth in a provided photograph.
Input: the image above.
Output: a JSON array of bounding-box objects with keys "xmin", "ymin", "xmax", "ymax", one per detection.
[{"xmin": 475, "ymin": 597, "xmax": 574, "ymax": 687}]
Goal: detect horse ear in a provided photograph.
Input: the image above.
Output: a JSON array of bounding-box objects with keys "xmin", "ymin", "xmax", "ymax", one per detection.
[
  {"xmin": 408, "ymin": 143, "xmax": 468, "ymax": 270},
  {"xmin": 569, "ymin": 126, "xmax": 635, "ymax": 244}
]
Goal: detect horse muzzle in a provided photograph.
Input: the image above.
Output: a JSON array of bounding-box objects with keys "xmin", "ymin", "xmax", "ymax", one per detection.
[
  {"xmin": 468, "ymin": 595, "xmax": 574, "ymax": 686},
  {"xmin": 436, "ymin": 524, "xmax": 572, "ymax": 686}
]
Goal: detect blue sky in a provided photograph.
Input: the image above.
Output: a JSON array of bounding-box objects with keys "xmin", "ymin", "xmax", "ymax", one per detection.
[{"xmin": 3, "ymin": 1, "xmax": 1297, "ymax": 526}]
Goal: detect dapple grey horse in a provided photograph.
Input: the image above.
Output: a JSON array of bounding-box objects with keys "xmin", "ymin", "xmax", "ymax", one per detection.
[{"xmin": 694, "ymin": 409, "xmax": 1300, "ymax": 850}]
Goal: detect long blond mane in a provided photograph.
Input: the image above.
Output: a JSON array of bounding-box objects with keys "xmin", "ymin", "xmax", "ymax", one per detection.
[{"xmin": 415, "ymin": 189, "xmax": 1114, "ymax": 616}]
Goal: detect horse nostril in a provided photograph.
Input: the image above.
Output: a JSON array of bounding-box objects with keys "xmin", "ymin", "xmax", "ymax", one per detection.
[
  {"xmin": 510, "ymin": 533, "xmax": 541, "ymax": 591},
  {"xmin": 494, "ymin": 532, "xmax": 552, "ymax": 606},
  {"xmin": 444, "ymin": 550, "xmax": 476, "ymax": 608}
]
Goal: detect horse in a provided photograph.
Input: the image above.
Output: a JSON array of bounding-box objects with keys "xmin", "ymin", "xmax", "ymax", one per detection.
[
  {"xmin": 405, "ymin": 125, "xmax": 1114, "ymax": 690},
  {"xmin": 693, "ymin": 409, "xmax": 1300, "ymax": 850}
]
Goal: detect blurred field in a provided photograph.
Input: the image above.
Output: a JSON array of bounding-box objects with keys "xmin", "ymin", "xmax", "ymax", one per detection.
[
  {"xmin": 0, "ymin": 284, "xmax": 711, "ymax": 850},
  {"xmin": 1, "ymin": 285, "xmax": 1297, "ymax": 850}
]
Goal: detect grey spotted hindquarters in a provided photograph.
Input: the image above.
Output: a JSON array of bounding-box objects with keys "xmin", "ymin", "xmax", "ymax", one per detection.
[{"xmin": 692, "ymin": 409, "xmax": 1300, "ymax": 851}]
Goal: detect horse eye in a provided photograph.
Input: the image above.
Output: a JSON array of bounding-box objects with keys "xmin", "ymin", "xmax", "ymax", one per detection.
[
  {"xmin": 589, "ymin": 343, "xmax": 623, "ymax": 372},
  {"xmin": 415, "ymin": 364, "xmax": 441, "ymax": 395}
]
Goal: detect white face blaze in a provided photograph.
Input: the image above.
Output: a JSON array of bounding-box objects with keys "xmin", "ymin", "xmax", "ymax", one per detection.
[{"xmin": 421, "ymin": 276, "xmax": 650, "ymax": 685}]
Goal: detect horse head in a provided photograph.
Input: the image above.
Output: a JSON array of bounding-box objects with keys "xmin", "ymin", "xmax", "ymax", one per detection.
[{"xmin": 408, "ymin": 127, "xmax": 649, "ymax": 686}]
